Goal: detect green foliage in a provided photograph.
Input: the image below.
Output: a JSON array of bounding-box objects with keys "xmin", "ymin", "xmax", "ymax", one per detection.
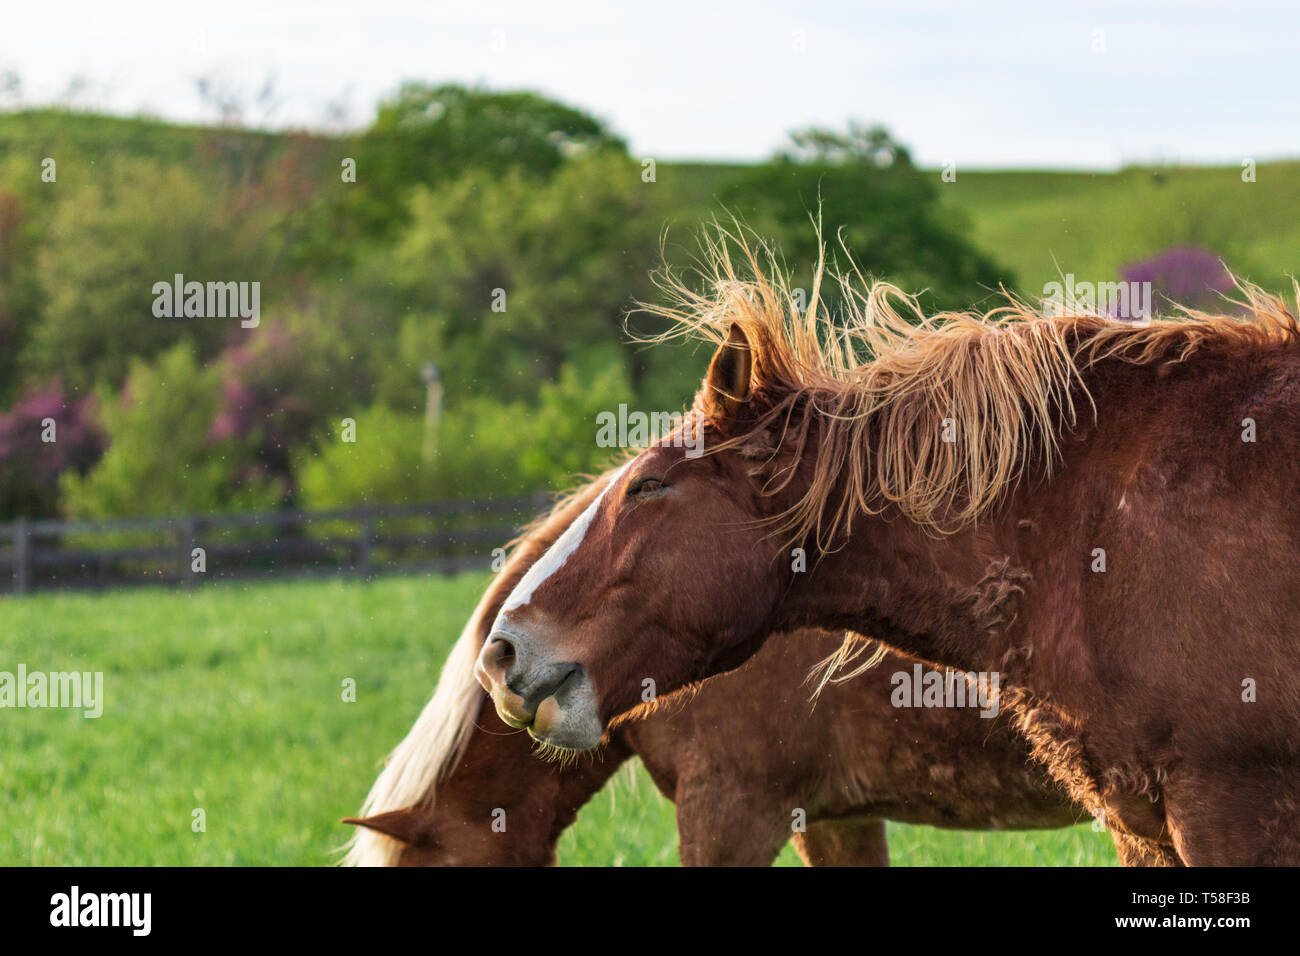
[
  {"xmin": 8, "ymin": 99, "xmax": 1299, "ymax": 523},
  {"xmin": 25, "ymin": 158, "xmax": 279, "ymax": 393},
  {"xmin": 368, "ymin": 310, "xmax": 448, "ymax": 412},
  {"xmin": 295, "ymin": 404, "xmax": 429, "ymax": 509},
  {"xmin": 344, "ymin": 82, "xmax": 627, "ymax": 241},
  {"xmin": 377, "ymin": 150, "xmax": 664, "ymax": 402},
  {"xmin": 0, "ymin": 91, "xmax": 673, "ymax": 518},
  {"xmin": 719, "ymin": 124, "xmax": 1013, "ymax": 313},
  {"xmin": 0, "ymin": 153, "xmax": 56, "ymax": 403},
  {"xmin": 516, "ymin": 360, "xmax": 635, "ymax": 483},
  {"xmin": 59, "ymin": 342, "xmax": 280, "ymax": 519},
  {"xmin": 210, "ymin": 304, "xmax": 370, "ymax": 505},
  {"xmin": 297, "ymin": 360, "xmax": 631, "ymax": 510}
]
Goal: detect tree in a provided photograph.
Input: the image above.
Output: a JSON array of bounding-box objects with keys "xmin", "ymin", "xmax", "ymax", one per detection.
[
  {"xmin": 25, "ymin": 158, "xmax": 278, "ymax": 394},
  {"xmin": 719, "ymin": 124, "xmax": 1012, "ymax": 313},
  {"xmin": 374, "ymin": 151, "xmax": 663, "ymax": 402},
  {"xmin": 343, "ymin": 83, "xmax": 627, "ymax": 241}
]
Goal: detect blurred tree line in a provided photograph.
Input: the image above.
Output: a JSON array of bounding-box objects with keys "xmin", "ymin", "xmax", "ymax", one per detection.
[{"xmin": 0, "ymin": 84, "xmax": 1012, "ymax": 520}]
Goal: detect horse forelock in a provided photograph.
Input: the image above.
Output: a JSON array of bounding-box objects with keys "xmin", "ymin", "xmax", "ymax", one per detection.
[{"xmin": 640, "ymin": 221, "xmax": 1300, "ymax": 551}]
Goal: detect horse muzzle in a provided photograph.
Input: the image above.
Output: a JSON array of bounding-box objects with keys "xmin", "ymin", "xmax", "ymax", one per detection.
[{"xmin": 474, "ymin": 622, "xmax": 605, "ymax": 751}]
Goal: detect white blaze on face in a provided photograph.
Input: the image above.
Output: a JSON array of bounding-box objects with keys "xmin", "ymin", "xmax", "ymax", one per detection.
[{"xmin": 497, "ymin": 462, "xmax": 631, "ymax": 619}]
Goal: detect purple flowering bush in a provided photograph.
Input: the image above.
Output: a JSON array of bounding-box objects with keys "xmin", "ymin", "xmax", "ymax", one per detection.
[
  {"xmin": 209, "ymin": 313, "xmax": 359, "ymax": 506},
  {"xmin": 0, "ymin": 381, "xmax": 104, "ymax": 518},
  {"xmin": 1121, "ymin": 247, "xmax": 1235, "ymax": 313}
]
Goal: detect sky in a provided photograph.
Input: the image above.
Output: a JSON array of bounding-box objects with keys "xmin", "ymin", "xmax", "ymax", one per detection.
[{"xmin": 3, "ymin": 0, "xmax": 1298, "ymax": 169}]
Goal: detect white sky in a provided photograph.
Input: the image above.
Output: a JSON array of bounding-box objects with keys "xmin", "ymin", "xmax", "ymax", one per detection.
[{"xmin": 2, "ymin": 0, "xmax": 1297, "ymax": 169}]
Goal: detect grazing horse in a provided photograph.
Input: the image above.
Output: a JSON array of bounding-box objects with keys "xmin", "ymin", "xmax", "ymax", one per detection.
[
  {"xmin": 474, "ymin": 227, "xmax": 1300, "ymax": 866},
  {"xmin": 344, "ymin": 470, "xmax": 1080, "ymax": 866}
]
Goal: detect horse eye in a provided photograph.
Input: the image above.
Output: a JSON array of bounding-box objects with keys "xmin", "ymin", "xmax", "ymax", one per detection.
[{"xmin": 627, "ymin": 477, "xmax": 667, "ymax": 498}]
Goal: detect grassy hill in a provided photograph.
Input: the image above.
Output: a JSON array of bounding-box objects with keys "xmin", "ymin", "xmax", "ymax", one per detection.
[
  {"xmin": 0, "ymin": 108, "xmax": 333, "ymax": 161},
  {"xmin": 613, "ymin": 156, "xmax": 1300, "ymax": 303},
  {"xmin": 937, "ymin": 164, "xmax": 1300, "ymax": 299},
  {"xmin": 5, "ymin": 108, "xmax": 1295, "ymax": 300}
]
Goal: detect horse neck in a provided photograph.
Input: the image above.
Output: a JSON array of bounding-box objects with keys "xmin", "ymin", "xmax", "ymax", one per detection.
[
  {"xmin": 769, "ymin": 343, "xmax": 1260, "ymax": 681},
  {"xmin": 763, "ymin": 380, "xmax": 1092, "ymax": 679},
  {"xmin": 778, "ymin": 514, "xmax": 1019, "ymax": 677}
]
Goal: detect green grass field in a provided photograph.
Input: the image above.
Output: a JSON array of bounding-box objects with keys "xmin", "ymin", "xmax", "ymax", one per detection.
[{"xmin": 1, "ymin": 573, "xmax": 1116, "ymax": 866}]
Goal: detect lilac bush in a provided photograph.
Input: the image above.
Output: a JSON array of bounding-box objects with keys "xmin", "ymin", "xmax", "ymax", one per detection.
[
  {"xmin": 0, "ymin": 381, "xmax": 104, "ymax": 518},
  {"xmin": 209, "ymin": 318, "xmax": 357, "ymax": 505},
  {"xmin": 1121, "ymin": 247, "xmax": 1234, "ymax": 313}
]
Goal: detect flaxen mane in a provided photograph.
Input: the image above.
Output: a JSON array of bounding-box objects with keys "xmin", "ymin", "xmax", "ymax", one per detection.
[
  {"xmin": 341, "ymin": 475, "xmax": 613, "ymax": 866},
  {"xmin": 341, "ymin": 613, "xmax": 488, "ymax": 867},
  {"xmin": 641, "ymin": 224, "xmax": 1300, "ymax": 551}
]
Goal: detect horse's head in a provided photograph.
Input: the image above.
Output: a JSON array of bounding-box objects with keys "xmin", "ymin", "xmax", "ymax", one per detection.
[
  {"xmin": 344, "ymin": 709, "xmax": 556, "ymax": 866},
  {"xmin": 346, "ymin": 474, "xmax": 629, "ymax": 864},
  {"xmin": 345, "ymin": 697, "xmax": 624, "ymax": 865},
  {"xmin": 476, "ymin": 324, "xmax": 796, "ymax": 750}
]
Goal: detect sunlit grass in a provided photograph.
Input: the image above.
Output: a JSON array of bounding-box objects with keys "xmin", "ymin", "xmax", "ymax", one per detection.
[{"xmin": 2, "ymin": 573, "xmax": 1111, "ymax": 866}]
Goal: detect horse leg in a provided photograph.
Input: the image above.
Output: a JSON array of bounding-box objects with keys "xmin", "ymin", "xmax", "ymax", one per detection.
[
  {"xmin": 1163, "ymin": 764, "xmax": 1300, "ymax": 865},
  {"xmin": 1108, "ymin": 830, "xmax": 1182, "ymax": 866},
  {"xmin": 1095, "ymin": 791, "xmax": 1181, "ymax": 866},
  {"xmin": 792, "ymin": 819, "xmax": 889, "ymax": 866},
  {"xmin": 674, "ymin": 784, "xmax": 793, "ymax": 866}
]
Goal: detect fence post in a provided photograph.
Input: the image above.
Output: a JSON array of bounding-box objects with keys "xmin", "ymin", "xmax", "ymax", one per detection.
[
  {"xmin": 184, "ymin": 516, "xmax": 199, "ymax": 591},
  {"xmin": 358, "ymin": 511, "xmax": 374, "ymax": 580},
  {"xmin": 13, "ymin": 518, "xmax": 30, "ymax": 595}
]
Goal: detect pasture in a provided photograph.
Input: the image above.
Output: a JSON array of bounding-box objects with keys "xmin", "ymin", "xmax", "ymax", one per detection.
[{"xmin": 1, "ymin": 574, "xmax": 1116, "ymax": 866}]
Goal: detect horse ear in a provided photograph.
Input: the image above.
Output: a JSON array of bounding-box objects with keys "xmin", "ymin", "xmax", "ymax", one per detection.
[
  {"xmin": 342, "ymin": 808, "xmax": 432, "ymax": 846},
  {"xmin": 703, "ymin": 323, "xmax": 753, "ymax": 422}
]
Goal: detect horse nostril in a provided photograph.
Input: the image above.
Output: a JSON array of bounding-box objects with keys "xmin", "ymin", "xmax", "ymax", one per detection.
[
  {"xmin": 478, "ymin": 637, "xmax": 516, "ymax": 686},
  {"xmin": 476, "ymin": 635, "xmax": 538, "ymax": 728}
]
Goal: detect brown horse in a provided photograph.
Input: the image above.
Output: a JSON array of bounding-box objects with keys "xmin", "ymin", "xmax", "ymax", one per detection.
[
  {"xmin": 475, "ymin": 227, "xmax": 1300, "ymax": 866},
  {"xmin": 344, "ymin": 469, "xmax": 1079, "ymax": 866}
]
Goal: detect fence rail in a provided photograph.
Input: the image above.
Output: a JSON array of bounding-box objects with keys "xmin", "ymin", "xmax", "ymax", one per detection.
[{"xmin": 0, "ymin": 494, "xmax": 553, "ymax": 595}]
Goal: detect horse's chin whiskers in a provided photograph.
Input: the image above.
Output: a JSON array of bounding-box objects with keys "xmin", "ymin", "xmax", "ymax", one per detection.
[{"xmin": 530, "ymin": 735, "xmax": 609, "ymax": 768}]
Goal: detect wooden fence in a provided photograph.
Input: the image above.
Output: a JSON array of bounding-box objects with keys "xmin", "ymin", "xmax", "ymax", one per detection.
[{"xmin": 0, "ymin": 494, "xmax": 553, "ymax": 595}]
